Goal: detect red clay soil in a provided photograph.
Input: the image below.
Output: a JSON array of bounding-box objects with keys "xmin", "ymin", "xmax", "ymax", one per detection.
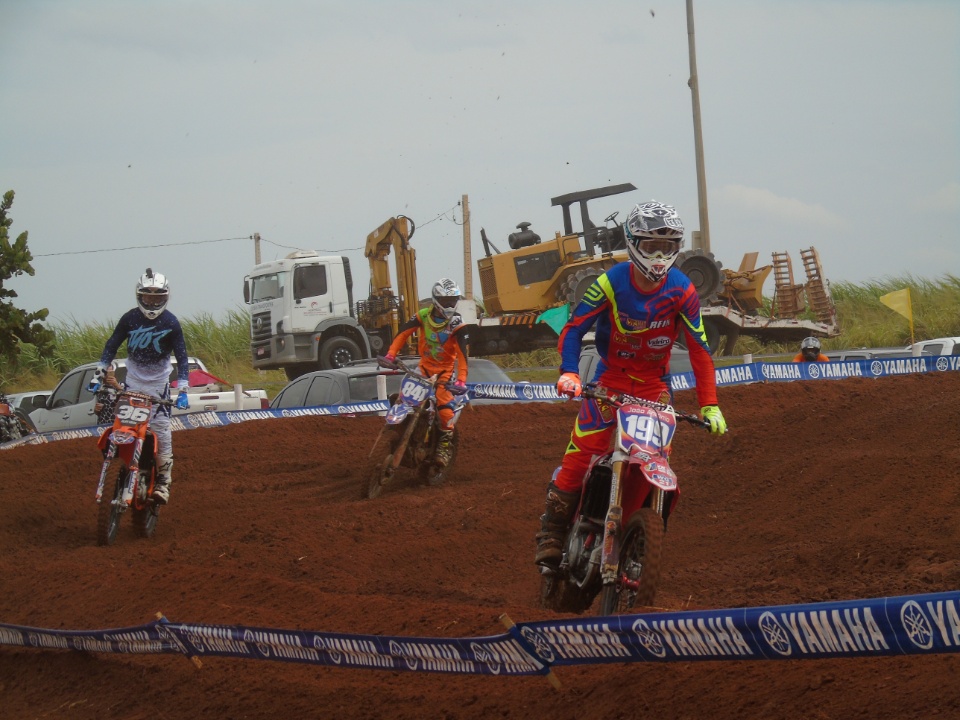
[{"xmin": 2, "ymin": 372, "xmax": 959, "ymax": 719}]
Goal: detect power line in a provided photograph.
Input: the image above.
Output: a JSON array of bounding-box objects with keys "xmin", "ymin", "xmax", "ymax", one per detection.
[
  {"xmin": 35, "ymin": 235, "xmax": 252, "ymax": 257},
  {"xmin": 33, "ymin": 203, "xmax": 465, "ymax": 258}
]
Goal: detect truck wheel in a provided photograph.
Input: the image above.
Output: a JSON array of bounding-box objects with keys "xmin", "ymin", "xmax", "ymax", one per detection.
[
  {"xmin": 558, "ymin": 268, "xmax": 602, "ymax": 307},
  {"xmin": 677, "ymin": 249, "xmax": 724, "ymax": 304},
  {"xmin": 320, "ymin": 336, "xmax": 362, "ymax": 369}
]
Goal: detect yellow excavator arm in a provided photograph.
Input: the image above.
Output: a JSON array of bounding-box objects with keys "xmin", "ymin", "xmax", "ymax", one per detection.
[{"xmin": 363, "ymin": 216, "xmax": 419, "ymax": 339}]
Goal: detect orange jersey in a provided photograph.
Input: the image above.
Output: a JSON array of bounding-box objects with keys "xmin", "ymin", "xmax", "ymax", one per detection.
[{"xmin": 387, "ymin": 308, "xmax": 469, "ymax": 383}]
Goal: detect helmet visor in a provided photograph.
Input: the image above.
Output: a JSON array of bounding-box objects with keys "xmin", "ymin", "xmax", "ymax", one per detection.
[
  {"xmin": 139, "ymin": 290, "xmax": 167, "ymax": 309},
  {"xmin": 637, "ymin": 238, "xmax": 679, "ymax": 257},
  {"xmin": 434, "ymin": 295, "xmax": 459, "ymax": 309}
]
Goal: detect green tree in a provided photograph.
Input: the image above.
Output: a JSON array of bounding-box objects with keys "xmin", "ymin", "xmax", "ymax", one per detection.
[{"xmin": 0, "ymin": 190, "xmax": 55, "ymax": 358}]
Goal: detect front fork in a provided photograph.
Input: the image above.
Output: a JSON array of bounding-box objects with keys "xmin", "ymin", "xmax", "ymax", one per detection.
[
  {"xmin": 95, "ymin": 437, "xmax": 144, "ymax": 507},
  {"xmin": 599, "ymin": 458, "xmax": 665, "ymax": 586},
  {"xmin": 388, "ymin": 405, "xmax": 428, "ymax": 472}
]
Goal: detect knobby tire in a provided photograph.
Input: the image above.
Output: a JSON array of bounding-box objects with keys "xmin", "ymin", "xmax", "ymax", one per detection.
[
  {"xmin": 419, "ymin": 428, "xmax": 459, "ymax": 487},
  {"xmin": 132, "ymin": 470, "xmax": 159, "ymax": 538},
  {"xmin": 361, "ymin": 429, "xmax": 398, "ymax": 500},
  {"xmin": 97, "ymin": 469, "xmax": 126, "ymax": 547},
  {"xmin": 598, "ymin": 507, "xmax": 664, "ymax": 615}
]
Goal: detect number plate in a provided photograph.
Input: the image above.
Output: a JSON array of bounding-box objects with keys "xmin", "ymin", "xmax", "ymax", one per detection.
[{"xmin": 399, "ymin": 373, "xmax": 432, "ymax": 405}]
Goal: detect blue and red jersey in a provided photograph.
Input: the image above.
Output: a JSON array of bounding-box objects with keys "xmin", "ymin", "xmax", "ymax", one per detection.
[{"xmin": 558, "ymin": 262, "xmax": 718, "ymax": 407}]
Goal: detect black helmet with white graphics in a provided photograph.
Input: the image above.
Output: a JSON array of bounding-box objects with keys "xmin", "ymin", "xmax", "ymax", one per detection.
[
  {"xmin": 431, "ymin": 278, "xmax": 462, "ymax": 320},
  {"xmin": 136, "ymin": 268, "xmax": 169, "ymax": 320},
  {"xmin": 624, "ymin": 201, "xmax": 685, "ymax": 283}
]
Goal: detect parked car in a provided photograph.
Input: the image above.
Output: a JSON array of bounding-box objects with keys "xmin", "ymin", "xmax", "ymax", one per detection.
[
  {"xmin": 3, "ymin": 390, "xmax": 52, "ymax": 415},
  {"xmin": 577, "ymin": 344, "xmax": 693, "ymax": 383},
  {"xmin": 30, "ymin": 357, "xmax": 268, "ymax": 433},
  {"xmin": 270, "ymin": 357, "xmax": 516, "ymax": 409}
]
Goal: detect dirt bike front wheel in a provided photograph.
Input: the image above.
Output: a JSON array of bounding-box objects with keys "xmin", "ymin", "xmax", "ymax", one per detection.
[
  {"xmin": 360, "ymin": 429, "xmax": 399, "ymax": 500},
  {"xmin": 132, "ymin": 469, "xmax": 159, "ymax": 538},
  {"xmin": 97, "ymin": 468, "xmax": 126, "ymax": 546},
  {"xmin": 598, "ymin": 507, "xmax": 664, "ymax": 615}
]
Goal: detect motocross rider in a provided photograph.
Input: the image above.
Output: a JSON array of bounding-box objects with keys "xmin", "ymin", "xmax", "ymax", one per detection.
[
  {"xmin": 383, "ymin": 278, "xmax": 469, "ymax": 467},
  {"xmin": 793, "ymin": 336, "xmax": 830, "ymax": 363},
  {"xmin": 88, "ymin": 269, "xmax": 190, "ymax": 505},
  {"xmin": 534, "ymin": 201, "xmax": 729, "ymax": 568}
]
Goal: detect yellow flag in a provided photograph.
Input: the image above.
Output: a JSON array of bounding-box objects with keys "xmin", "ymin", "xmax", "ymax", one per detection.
[{"xmin": 879, "ymin": 288, "xmax": 914, "ymax": 342}]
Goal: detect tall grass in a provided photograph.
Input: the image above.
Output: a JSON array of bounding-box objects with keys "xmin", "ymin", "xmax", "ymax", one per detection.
[{"xmin": 2, "ymin": 277, "xmax": 958, "ymax": 395}]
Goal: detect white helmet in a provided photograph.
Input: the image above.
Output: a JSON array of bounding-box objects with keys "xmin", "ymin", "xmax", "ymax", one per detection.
[
  {"xmin": 431, "ymin": 278, "xmax": 461, "ymax": 320},
  {"xmin": 136, "ymin": 268, "xmax": 169, "ymax": 320},
  {"xmin": 800, "ymin": 336, "xmax": 822, "ymax": 359},
  {"xmin": 624, "ymin": 201, "xmax": 685, "ymax": 282}
]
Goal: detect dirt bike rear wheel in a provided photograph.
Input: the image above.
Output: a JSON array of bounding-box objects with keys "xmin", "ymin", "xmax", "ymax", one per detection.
[
  {"xmin": 360, "ymin": 429, "xmax": 399, "ymax": 499},
  {"xmin": 97, "ymin": 469, "xmax": 126, "ymax": 546},
  {"xmin": 419, "ymin": 428, "xmax": 459, "ymax": 487},
  {"xmin": 132, "ymin": 469, "xmax": 159, "ymax": 538},
  {"xmin": 598, "ymin": 507, "xmax": 664, "ymax": 615},
  {"xmin": 539, "ymin": 573, "xmax": 595, "ymax": 614}
]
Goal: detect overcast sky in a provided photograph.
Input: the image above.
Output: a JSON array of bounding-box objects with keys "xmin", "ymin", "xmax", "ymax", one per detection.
[{"xmin": 3, "ymin": 0, "xmax": 957, "ymax": 328}]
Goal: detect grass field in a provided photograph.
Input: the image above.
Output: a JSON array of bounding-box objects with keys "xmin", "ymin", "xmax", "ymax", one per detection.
[{"xmin": 2, "ymin": 275, "xmax": 958, "ymax": 397}]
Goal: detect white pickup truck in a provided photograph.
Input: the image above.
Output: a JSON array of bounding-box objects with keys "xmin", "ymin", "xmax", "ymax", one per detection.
[
  {"xmin": 29, "ymin": 357, "xmax": 269, "ymax": 433},
  {"xmin": 908, "ymin": 337, "xmax": 960, "ymax": 356}
]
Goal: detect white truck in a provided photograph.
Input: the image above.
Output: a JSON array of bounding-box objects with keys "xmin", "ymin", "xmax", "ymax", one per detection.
[
  {"xmin": 908, "ymin": 337, "xmax": 960, "ymax": 356},
  {"xmin": 29, "ymin": 357, "xmax": 268, "ymax": 433},
  {"xmin": 244, "ymin": 252, "xmax": 378, "ymax": 380}
]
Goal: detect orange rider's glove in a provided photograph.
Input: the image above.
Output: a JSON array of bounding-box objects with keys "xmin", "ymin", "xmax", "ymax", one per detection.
[{"xmin": 557, "ymin": 372, "xmax": 582, "ymax": 398}]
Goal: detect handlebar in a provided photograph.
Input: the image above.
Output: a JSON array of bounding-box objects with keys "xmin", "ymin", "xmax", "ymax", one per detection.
[
  {"xmin": 117, "ymin": 390, "xmax": 176, "ymax": 407},
  {"xmin": 581, "ymin": 383, "xmax": 710, "ymax": 429},
  {"xmin": 376, "ymin": 356, "xmax": 468, "ymax": 396}
]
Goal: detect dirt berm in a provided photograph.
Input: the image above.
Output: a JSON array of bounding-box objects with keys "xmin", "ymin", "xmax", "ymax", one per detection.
[{"xmin": 1, "ymin": 372, "xmax": 959, "ymax": 719}]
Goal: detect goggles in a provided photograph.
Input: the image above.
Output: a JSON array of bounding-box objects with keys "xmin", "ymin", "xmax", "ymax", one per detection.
[
  {"xmin": 434, "ymin": 295, "xmax": 459, "ymax": 309},
  {"xmin": 139, "ymin": 290, "xmax": 168, "ymax": 309},
  {"xmin": 637, "ymin": 238, "xmax": 679, "ymax": 256}
]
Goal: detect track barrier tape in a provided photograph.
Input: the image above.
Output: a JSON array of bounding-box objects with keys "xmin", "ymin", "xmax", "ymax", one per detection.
[{"xmin": 3, "ymin": 591, "xmax": 960, "ymax": 677}]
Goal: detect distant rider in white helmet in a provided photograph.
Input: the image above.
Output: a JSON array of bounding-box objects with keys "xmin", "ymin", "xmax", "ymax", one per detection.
[
  {"xmin": 88, "ymin": 268, "xmax": 190, "ymax": 505},
  {"xmin": 383, "ymin": 278, "xmax": 469, "ymax": 467}
]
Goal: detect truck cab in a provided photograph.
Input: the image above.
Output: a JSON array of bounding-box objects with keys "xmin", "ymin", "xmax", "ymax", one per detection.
[{"xmin": 244, "ymin": 252, "xmax": 372, "ymax": 380}]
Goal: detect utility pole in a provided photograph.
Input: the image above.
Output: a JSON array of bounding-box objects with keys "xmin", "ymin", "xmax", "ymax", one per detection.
[
  {"xmin": 461, "ymin": 194, "xmax": 472, "ymax": 297},
  {"xmin": 253, "ymin": 232, "xmax": 261, "ymax": 264},
  {"xmin": 687, "ymin": 0, "xmax": 711, "ymax": 254}
]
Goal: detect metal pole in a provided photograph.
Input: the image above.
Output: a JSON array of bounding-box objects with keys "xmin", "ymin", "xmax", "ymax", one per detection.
[
  {"xmin": 687, "ymin": 0, "xmax": 710, "ymax": 254},
  {"xmin": 253, "ymin": 232, "xmax": 261, "ymax": 264},
  {"xmin": 461, "ymin": 194, "xmax": 473, "ymax": 297}
]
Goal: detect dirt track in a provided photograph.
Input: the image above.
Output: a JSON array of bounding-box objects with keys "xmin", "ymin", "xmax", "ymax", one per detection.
[{"xmin": 2, "ymin": 372, "xmax": 960, "ymax": 719}]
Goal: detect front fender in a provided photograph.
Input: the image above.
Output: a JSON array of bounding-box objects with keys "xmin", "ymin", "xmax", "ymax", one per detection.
[{"xmin": 385, "ymin": 403, "xmax": 412, "ymax": 425}]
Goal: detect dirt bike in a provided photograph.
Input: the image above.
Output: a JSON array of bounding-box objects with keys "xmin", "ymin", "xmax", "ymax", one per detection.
[
  {"xmin": 0, "ymin": 393, "xmax": 37, "ymax": 443},
  {"xmin": 360, "ymin": 356, "xmax": 468, "ymax": 500},
  {"xmin": 94, "ymin": 390, "xmax": 173, "ymax": 546},
  {"xmin": 539, "ymin": 382, "xmax": 710, "ymax": 616}
]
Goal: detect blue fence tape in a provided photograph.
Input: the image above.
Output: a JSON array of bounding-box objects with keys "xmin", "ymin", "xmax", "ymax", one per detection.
[
  {"xmin": 3, "ymin": 591, "xmax": 960, "ymax": 674},
  {"xmin": 4, "ymin": 355, "xmax": 958, "ymax": 451}
]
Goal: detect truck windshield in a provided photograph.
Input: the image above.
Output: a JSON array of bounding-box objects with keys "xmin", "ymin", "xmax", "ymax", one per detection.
[{"xmin": 250, "ymin": 272, "xmax": 286, "ymax": 302}]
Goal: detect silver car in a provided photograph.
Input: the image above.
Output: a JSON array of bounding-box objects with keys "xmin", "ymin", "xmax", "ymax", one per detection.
[
  {"xmin": 30, "ymin": 359, "xmax": 203, "ymax": 433},
  {"xmin": 270, "ymin": 357, "xmax": 515, "ymax": 409}
]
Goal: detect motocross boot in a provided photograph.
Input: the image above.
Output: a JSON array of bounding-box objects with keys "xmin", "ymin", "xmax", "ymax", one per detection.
[
  {"xmin": 435, "ymin": 429, "xmax": 455, "ymax": 468},
  {"xmin": 153, "ymin": 454, "xmax": 173, "ymax": 505},
  {"xmin": 534, "ymin": 481, "xmax": 579, "ymax": 567}
]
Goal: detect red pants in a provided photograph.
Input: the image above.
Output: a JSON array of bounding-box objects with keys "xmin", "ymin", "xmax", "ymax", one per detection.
[{"xmin": 553, "ymin": 382, "xmax": 671, "ymax": 493}]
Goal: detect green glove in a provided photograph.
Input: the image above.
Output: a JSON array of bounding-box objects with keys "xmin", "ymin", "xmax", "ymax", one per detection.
[{"xmin": 701, "ymin": 405, "xmax": 728, "ymax": 435}]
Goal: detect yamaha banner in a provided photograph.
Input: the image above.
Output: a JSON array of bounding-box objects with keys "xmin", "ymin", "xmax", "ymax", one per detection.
[
  {"xmin": 4, "ymin": 355, "xmax": 959, "ymax": 451},
  {"xmin": 2, "ymin": 591, "xmax": 960, "ymax": 677}
]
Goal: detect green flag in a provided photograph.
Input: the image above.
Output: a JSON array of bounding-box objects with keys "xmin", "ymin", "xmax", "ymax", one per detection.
[{"xmin": 537, "ymin": 304, "xmax": 570, "ymax": 335}]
